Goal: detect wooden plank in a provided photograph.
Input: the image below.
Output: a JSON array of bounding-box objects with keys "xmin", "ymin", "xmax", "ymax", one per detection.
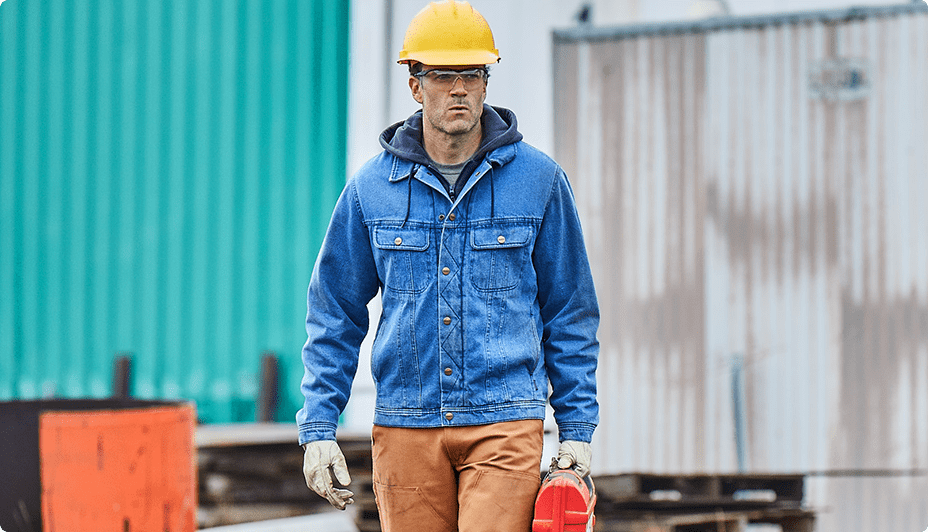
[
  {"xmin": 196, "ymin": 423, "xmax": 299, "ymax": 447},
  {"xmin": 195, "ymin": 422, "xmax": 372, "ymax": 448}
]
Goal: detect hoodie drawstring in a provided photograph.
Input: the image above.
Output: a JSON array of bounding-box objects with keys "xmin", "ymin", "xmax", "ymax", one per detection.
[
  {"xmin": 490, "ymin": 166, "xmax": 495, "ymax": 220},
  {"xmin": 403, "ymin": 164, "xmax": 495, "ymax": 226},
  {"xmin": 401, "ymin": 172, "xmax": 412, "ymax": 227}
]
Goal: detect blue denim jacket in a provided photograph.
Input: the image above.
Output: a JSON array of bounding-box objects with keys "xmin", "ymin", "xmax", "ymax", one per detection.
[{"xmin": 297, "ymin": 106, "xmax": 599, "ymax": 444}]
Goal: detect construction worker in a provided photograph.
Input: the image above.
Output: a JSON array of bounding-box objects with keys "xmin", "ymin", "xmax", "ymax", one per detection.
[{"xmin": 297, "ymin": 1, "xmax": 599, "ymax": 530}]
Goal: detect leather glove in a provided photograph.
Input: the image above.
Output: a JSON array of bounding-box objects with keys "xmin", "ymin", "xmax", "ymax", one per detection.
[
  {"xmin": 302, "ymin": 440, "xmax": 354, "ymax": 510},
  {"xmin": 554, "ymin": 440, "xmax": 592, "ymax": 478}
]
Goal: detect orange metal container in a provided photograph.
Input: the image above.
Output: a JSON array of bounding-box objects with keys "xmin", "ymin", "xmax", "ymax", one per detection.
[{"xmin": 38, "ymin": 403, "xmax": 197, "ymax": 532}]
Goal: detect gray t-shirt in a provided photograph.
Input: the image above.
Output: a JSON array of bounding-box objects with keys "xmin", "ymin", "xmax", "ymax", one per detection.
[{"xmin": 431, "ymin": 159, "xmax": 468, "ymax": 189}]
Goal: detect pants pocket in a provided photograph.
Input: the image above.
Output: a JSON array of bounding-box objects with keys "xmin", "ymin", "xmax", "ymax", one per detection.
[
  {"xmin": 373, "ymin": 480, "xmax": 456, "ymax": 532},
  {"xmin": 458, "ymin": 469, "xmax": 541, "ymax": 532}
]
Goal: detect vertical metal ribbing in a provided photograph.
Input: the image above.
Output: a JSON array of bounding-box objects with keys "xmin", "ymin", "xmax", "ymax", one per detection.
[
  {"xmin": 554, "ymin": 7, "xmax": 928, "ymax": 532},
  {"xmin": 0, "ymin": 0, "xmax": 349, "ymax": 423}
]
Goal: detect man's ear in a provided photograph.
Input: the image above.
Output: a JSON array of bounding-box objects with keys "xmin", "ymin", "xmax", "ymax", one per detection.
[{"xmin": 409, "ymin": 76, "xmax": 424, "ymax": 104}]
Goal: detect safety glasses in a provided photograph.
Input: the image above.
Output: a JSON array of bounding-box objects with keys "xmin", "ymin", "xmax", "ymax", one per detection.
[{"xmin": 413, "ymin": 68, "xmax": 489, "ymax": 90}]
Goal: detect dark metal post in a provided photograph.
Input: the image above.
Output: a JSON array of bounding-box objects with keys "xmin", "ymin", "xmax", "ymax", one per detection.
[
  {"xmin": 257, "ymin": 352, "xmax": 279, "ymax": 423},
  {"xmin": 112, "ymin": 353, "xmax": 133, "ymax": 399}
]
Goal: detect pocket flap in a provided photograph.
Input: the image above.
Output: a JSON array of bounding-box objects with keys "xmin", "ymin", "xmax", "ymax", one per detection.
[
  {"xmin": 471, "ymin": 225, "xmax": 533, "ymax": 250},
  {"xmin": 373, "ymin": 226, "xmax": 430, "ymax": 251}
]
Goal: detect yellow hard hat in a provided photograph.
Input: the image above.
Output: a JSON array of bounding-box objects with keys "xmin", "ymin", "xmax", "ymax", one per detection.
[{"xmin": 398, "ymin": 1, "xmax": 500, "ymax": 66}]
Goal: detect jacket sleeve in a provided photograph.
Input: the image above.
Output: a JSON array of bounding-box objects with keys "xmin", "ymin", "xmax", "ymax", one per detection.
[
  {"xmin": 297, "ymin": 179, "xmax": 379, "ymax": 444},
  {"xmin": 533, "ymin": 167, "xmax": 600, "ymax": 443}
]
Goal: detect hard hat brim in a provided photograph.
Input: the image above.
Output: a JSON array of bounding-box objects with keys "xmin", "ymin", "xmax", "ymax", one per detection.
[{"xmin": 398, "ymin": 49, "xmax": 500, "ymax": 66}]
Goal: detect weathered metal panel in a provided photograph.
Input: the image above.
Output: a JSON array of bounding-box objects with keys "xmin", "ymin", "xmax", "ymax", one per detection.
[
  {"xmin": 0, "ymin": 0, "xmax": 350, "ymax": 423},
  {"xmin": 559, "ymin": 31, "xmax": 710, "ymax": 475},
  {"xmin": 554, "ymin": 4, "xmax": 928, "ymax": 532}
]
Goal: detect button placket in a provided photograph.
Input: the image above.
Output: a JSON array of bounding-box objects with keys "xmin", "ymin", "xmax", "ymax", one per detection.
[{"xmin": 437, "ymin": 205, "xmax": 464, "ymax": 413}]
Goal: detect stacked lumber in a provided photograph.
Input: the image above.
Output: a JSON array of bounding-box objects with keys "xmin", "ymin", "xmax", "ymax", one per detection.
[
  {"xmin": 196, "ymin": 424, "xmax": 379, "ymax": 530},
  {"xmin": 198, "ymin": 442, "xmax": 329, "ymax": 527}
]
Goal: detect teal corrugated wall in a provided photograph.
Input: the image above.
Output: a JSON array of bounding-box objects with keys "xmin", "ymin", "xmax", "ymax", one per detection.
[{"xmin": 0, "ymin": 0, "xmax": 349, "ymax": 423}]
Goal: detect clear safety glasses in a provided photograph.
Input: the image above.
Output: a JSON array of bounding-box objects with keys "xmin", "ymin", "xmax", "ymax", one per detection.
[{"xmin": 413, "ymin": 68, "xmax": 489, "ymax": 90}]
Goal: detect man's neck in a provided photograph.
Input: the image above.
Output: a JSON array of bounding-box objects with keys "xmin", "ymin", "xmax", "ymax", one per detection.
[{"xmin": 423, "ymin": 122, "xmax": 483, "ymax": 165}]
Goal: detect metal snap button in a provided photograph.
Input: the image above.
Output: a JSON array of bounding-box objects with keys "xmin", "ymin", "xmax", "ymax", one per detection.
[
  {"xmin": 448, "ymin": 213, "xmax": 456, "ymax": 221},
  {"xmin": 394, "ymin": 237, "xmax": 402, "ymax": 245},
  {"xmin": 444, "ymin": 368, "xmax": 452, "ymax": 376},
  {"xmin": 445, "ymin": 412, "xmax": 454, "ymax": 421},
  {"xmin": 497, "ymin": 235, "xmax": 506, "ymax": 244},
  {"xmin": 442, "ymin": 267, "xmax": 450, "ymax": 275},
  {"xmin": 443, "ymin": 316, "xmax": 452, "ymax": 325}
]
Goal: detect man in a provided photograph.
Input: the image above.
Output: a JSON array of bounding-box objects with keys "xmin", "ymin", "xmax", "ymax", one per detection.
[{"xmin": 297, "ymin": 1, "xmax": 599, "ymax": 530}]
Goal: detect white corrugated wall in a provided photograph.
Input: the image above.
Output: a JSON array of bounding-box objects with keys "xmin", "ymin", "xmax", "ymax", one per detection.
[{"xmin": 555, "ymin": 6, "xmax": 928, "ymax": 532}]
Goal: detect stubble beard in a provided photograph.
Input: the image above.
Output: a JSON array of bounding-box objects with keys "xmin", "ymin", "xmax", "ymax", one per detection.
[{"xmin": 429, "ymin": 100, "xmax": 481, "ymax": 137}]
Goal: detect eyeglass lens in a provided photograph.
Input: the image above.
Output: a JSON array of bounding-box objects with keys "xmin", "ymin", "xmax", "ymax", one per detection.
[{"xmin": 421, "ymin": 69, "xmax": 486, "ymax": 89}]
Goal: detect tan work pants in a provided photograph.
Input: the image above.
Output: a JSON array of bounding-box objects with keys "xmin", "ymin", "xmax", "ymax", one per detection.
[{"xmin": 371, "ymin": 419, "xmax": 544, "ymax": 532}]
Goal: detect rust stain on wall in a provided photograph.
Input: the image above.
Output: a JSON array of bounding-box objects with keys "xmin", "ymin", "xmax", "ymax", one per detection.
[{"xmin": 555, "ymin": 6, "xmax": 928, "ymax": 532}]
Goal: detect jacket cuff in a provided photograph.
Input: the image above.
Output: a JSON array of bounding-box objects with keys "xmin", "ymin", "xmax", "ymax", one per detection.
[
  {"xmin": 298, "ymin": 421, "xmax": 338, "ymax": 445},
  {"xmin": 556, "ymin": 422, "xmax": 596, "ymax": 444}
]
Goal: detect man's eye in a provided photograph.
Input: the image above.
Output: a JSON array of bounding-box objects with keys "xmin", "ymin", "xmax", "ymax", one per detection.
[
  {"xmin": 461, "ymin": 73, "xmax": 480, "ymax": 82},
  {"xmin": 434, "ymin": 73, "xmax": 455, "ymax": 82}
]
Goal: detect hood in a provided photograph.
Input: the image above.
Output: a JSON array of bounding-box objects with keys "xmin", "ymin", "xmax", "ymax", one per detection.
[
  {"xmin": 379, "ymin": 105, "xmax": 523, "ymax": 224},
  {"xmin": 379, "ymin": 104, "xmax": 523, "ymax": 171}
]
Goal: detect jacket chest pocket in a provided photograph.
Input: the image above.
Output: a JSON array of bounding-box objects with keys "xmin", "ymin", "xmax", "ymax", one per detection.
[
  {"xmin": 469, "ymin": 224, "xmax": 534, "ymax": 292},
  {"xmin": 373, "ymin": 226, "xmax": 433, "ymax": 293}
]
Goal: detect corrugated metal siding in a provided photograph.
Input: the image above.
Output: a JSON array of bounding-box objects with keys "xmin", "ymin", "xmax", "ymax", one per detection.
[
  {"xmin": 557, "ymin": 33, "xmax": 711, "ymax": 473},
  {"xmin": 0, "ymin": 0, "xmax": 349, "ymax": 423},
  {"xmin": 553, "ymin": 5, "xmax": 928, "ymax": 532}
]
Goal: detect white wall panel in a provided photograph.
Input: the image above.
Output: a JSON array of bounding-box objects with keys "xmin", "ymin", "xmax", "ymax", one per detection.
[{"xmin": 554, "ymin": 5, "xmax": 928, "ymax": 532}]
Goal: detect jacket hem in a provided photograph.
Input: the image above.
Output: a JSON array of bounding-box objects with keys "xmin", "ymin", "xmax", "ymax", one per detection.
[{"xmin": 373, "ymin": 402, "xmax": 547, "ymax": 428}]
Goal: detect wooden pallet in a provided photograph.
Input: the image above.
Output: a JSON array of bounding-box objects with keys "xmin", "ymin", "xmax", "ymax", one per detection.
[
  {"xmin": 595, "ymin": 507, "xmax": 815, "ymax": 532},
  {"xmin": 592, "ymin": 472, "xmax": 813, "ymax": 532},
  {"xmin": 595, "ymin": 472, "xmax": 804, "ymax": 509}
]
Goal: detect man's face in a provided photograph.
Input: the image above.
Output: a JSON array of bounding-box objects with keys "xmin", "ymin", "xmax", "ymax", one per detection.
[{"xmin": 410, "ymin": 65, "xmax": 487, "ymax": 137}]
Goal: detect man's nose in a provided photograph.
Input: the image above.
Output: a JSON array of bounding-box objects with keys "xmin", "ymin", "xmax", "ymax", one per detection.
[{"xmin": 449, "ymin": 77, "xmax": 467, "ymax": 94}]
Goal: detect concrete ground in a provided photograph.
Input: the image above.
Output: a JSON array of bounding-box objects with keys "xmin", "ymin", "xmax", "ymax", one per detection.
[{"xmin": 203, "ymin": 511, "xmax": 359, "ymax": 532}]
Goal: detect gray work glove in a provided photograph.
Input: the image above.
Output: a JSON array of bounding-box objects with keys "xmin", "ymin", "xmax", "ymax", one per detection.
[
  {"xmin": 554, "ymin": 440, "xmax": 592, "ymax": 478},
  {"xmin": 302, "ymin": 440, "xmax": 354, "ymax": 510}
]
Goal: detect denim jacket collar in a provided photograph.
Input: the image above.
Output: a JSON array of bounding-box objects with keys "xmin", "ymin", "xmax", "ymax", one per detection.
[{"xmin": 390, "ymin": 144, "xmax": 518, "ymax": 215}]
